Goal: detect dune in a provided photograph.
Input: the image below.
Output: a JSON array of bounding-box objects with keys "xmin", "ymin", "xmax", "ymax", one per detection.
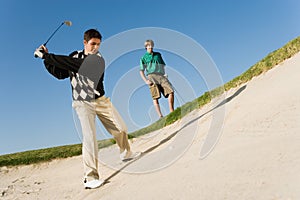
[{"xmin": 1, "ymin": 51, "xmax": 300, "ymax": 200}]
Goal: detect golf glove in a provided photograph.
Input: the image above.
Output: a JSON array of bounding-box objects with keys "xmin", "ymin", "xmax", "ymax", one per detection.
[{"xmin": 34, "ymin": 46, "xmax": 45, "ymax": 58}]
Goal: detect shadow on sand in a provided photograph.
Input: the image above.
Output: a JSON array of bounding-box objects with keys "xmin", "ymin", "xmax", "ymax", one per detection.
[{"xmin": 103, "ymin": 85, "xmax": 247, "ymax": 184}]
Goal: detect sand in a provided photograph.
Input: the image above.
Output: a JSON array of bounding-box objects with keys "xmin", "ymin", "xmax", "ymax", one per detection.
[{"xmin": 1, "ymin": 52, "xmax": 300, "ymax": 200}]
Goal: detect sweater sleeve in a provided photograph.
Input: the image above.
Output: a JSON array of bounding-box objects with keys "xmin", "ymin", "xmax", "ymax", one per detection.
[
  {"xmin": 44, "ymin": 63, "xmax": 70, "ymax": 80},
  {"xmin": 43, "ymin": 53, "xmax": 84, "ymax": 73}
]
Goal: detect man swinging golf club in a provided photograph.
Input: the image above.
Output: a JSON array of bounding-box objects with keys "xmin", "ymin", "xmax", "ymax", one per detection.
[{"xmin": 34, "ymin": 28, "xmax": 141, "ymax": 189}]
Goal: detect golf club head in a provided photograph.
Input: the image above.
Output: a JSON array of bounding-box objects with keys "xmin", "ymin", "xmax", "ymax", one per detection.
[{"xmin": 64, "ymin": 21, "xmax": 72, "ymax": 26}]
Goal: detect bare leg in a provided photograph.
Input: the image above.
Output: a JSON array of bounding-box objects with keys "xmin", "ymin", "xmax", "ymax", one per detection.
[
  {"xmin": 168, "ymin": 92, "xmax": 174, "ymax": 112},
  {"xmin": 153, "ymin": 99, "xmax": 163, "ymax": 118}
]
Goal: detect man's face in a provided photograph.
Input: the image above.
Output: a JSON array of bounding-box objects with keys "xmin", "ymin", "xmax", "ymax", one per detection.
[
  {"xmin": 84, "ymin": 38, "xmax": 101, "ymax": 55},
  {"xmin": 146, "ymin": 44, "xmax": 153, "ymax": 53}
]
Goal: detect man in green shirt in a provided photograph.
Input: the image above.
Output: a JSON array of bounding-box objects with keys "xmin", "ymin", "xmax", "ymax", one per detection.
[{"xmin": 140, "ymin": 39, "xmax": 174, "ymax": 118}]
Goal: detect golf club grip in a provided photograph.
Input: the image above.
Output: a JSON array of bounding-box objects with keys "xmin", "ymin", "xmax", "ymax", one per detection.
[{"xmin": 34, "ymin": 49, "xmax": 45, "ymax": 58}]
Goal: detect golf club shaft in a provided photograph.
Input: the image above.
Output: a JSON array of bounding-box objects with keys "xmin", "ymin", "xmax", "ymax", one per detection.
[{"xmin": 43, "ymin": 22, "xmax": 64, "ymax": 46}]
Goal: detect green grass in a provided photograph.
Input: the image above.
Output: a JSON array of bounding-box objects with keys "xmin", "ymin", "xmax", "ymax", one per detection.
[
  {"xmin": 0, "ymin": 139, "xmax": 114, "ymax": 167},
  {"xmin": 224, "ymin": 36, "xmax": 300, "ymax": 90},
  {"xmin": 1, "ymin": 36, "xmax": 300, "ymax": 167}
]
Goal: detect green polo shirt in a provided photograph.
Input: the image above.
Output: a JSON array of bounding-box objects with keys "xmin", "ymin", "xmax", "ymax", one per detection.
[{"xmin": 140, "ymin": 52, "xmax": 166, "ymax": 75}]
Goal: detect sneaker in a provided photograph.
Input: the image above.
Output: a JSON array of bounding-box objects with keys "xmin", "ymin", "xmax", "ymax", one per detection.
[
  {"xmin": 120, "ymin": 150, "xmax": 141, "ymax": 162},
  {"xmin": 84, "ymin": 179, "xmax": 104, "ymax": 189}
]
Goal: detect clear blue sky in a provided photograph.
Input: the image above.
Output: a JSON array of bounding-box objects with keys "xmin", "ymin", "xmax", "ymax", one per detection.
[{"xmin": 0, "ymin": 0, "xmax": 299, "ymax": 155}]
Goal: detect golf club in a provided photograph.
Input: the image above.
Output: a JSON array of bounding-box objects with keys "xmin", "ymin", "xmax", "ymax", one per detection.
[
  {"xmin": 43, "ymin": 20, "xmax": 72, "ymax": 46},
  {"xmin": 34, "ymin": 20, "xmax": 72, "ymax": 57}
]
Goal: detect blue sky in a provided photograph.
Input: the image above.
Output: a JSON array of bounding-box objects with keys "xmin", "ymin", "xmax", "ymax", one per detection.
[{"xmin": 0, "ymin": 0, "xmax": 299, "ymax": 155}]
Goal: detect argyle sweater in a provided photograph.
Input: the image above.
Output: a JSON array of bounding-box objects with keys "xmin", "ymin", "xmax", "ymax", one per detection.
[{"xmin": 43, "ymin": 50, "xmax": 105, "ymax": 101}]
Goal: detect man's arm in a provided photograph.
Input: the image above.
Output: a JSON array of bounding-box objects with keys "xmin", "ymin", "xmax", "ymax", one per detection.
[
  {"xmin": 139, "ymin": 70, "xmax": 152, "ymax": 85},
  {"xmin": 139, "ymin": 58, "xmax": 152, "ymax": 85},
  {"xmin": 158, "ymin": 52, "xmax": 166, "ymax": 65},
  {"xmin": 35, "ymin": 45, "xmax": 83, "ymax": 73},
  {"xmin": 43, "ymin": 53, "xmax": 83, "ymax": 73},
  {"xmin": 44, "ymin": 60, "xmax": 70, "ymax": 80}
]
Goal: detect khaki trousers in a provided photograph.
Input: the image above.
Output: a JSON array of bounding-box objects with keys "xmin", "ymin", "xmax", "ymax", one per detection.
[{"xmin": 72, "ymin": 96, "xmax": 131, "ymax": 181}]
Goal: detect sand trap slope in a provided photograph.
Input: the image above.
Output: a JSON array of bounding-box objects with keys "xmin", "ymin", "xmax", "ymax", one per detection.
[{"xmin": 1, "ymin": 52, "xmax": 300, "ymax": 200}]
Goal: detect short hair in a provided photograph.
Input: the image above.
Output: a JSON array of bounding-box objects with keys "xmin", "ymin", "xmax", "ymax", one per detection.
[
  {"xmin": 144, "ymin": 39, "xmax": 154, "ymax": 48},
  {"xmin": 84, "ymin": 29, "xmax": 102, "ymax": 42}
]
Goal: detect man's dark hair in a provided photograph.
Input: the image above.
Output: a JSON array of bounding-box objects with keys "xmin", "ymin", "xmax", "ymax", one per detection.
[{"xmin": 84, "ymin": 29, "xmax": 102, "ymax": 42}]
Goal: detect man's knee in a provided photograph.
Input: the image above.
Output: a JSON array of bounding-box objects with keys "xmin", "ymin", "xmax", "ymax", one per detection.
[
  {"xmin": 168, "ymin": 92, "xmax": 174, "ymax": 98},
  {"xmin": 153, "ymin": 99, "xmax": 159, "ymax": 105}
]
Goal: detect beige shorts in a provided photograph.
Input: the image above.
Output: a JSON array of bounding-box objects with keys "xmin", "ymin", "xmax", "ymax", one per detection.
[{"xmin": 148, "ymin": 73, "xmax": 174, "ymax": 99}]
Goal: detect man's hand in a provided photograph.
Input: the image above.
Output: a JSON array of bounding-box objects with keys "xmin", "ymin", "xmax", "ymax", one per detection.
[
  {"xmin": 34, "ymin": 45, "xmax": 48, "ymax": 58},
  {"xmin": 146, "ymin": 79, "xmax": 153, "ymax": 86}
]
